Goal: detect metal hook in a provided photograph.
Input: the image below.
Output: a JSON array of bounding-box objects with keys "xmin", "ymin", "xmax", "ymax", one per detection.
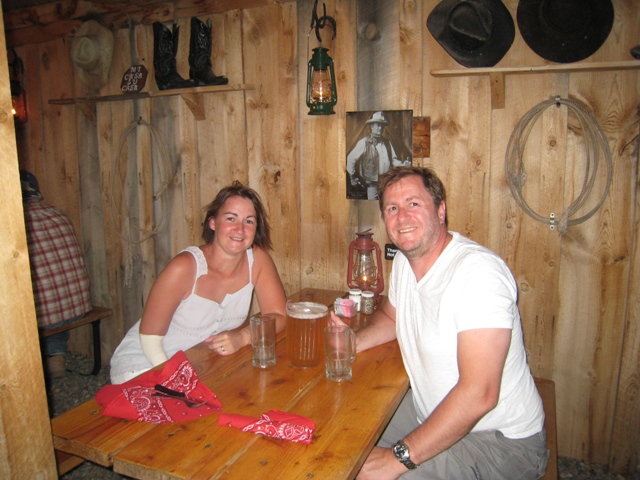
[{"xmin": 311, "ymin": 0, "xmax": 336, "ymax": 44}]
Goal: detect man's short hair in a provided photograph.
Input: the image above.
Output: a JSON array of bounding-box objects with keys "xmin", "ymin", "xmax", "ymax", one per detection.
[{"xmin": 377, "ymin": 166, "xmax": 447, "ymax": 212}]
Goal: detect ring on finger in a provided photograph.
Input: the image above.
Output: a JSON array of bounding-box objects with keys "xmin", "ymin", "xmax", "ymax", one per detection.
[{"xmin": 220, "ymin": 346, "xmax": 225, "ymax": 352}]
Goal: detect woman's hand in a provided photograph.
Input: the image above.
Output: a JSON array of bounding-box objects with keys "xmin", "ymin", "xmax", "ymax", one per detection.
[{"xmin": 204, "ymin": 328, "xmax": 250, "ymax": 356}]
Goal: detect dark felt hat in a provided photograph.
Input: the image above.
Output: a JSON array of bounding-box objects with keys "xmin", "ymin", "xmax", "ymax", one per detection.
[
  {"xmin": 427, "ymin": 0, "xmax": 515, "ymax": 68},
  {"xmin": 517, "ymin": 0, "xmax": 614, "ymax": 64},
  {"xmin": 20, "ymin": 169, "xmax": 41, "ymax": 200}
]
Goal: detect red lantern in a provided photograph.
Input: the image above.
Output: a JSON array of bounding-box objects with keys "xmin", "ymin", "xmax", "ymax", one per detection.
[
  {"xmin": 11, "ymin": 80, "xmax": 27, "ymax": 124},
  {"xmin": 347, "ymin": 230, "xmax": 384, "ymax": 301},
  {"xmin": 9, "ymin": 49, "xmax": 27, "ymax": 124}
]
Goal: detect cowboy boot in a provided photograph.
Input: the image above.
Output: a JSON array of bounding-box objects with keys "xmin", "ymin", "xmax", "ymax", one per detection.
[
  {"xmin": 153, "ymin": 22, "xmax": 194, "ymax": 90},
  {"xmin": 188, "ymin": 17, "xmax": 229, "ymax": 86}
]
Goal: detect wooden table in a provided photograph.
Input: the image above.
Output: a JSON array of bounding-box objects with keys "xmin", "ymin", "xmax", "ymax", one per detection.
[{"xmin": 52, "ymin": 288, "xmax": 410, "ymax": 479}]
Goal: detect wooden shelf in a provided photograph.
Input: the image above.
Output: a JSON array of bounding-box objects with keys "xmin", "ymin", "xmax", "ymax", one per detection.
[
  {"xmin": 49, "ymin": 83, "xmax": 255, "ymax": 121},
  {"xmin": 430, "ymin": 61, "xmax": 640, "ymax": 109}
]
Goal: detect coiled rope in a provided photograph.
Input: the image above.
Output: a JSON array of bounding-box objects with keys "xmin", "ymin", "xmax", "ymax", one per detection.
[
  {"xmin": 505, "ymin": 96, "xmax": 613, "ymax": 235},
  {"xmin": 110, "ymin": 117, "xmax": 174, "ymax": 286}
]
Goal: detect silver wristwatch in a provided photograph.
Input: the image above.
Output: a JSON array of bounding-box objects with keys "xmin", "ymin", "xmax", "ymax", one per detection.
[{"xmin": 392, "ymin": 440, "xmax": 418, "ymax": 470}]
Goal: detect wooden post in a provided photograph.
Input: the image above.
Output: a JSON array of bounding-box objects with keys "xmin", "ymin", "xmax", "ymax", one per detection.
[{"xmin": 0, "ymin": 10, "xmax": 57, "ymax": 479}]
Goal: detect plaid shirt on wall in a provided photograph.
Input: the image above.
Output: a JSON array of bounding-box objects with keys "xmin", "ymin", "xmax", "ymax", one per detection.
[{"xmin": 23, "ymin": 198, "xmax": 92, "ymax": 327}]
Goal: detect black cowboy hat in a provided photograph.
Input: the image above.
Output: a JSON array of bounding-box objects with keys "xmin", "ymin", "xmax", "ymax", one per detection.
[
  {"xmin": 427, "ymin": 0, "xmax": 515, "ymax": 68},
  {"xmin": 517, "ymin": 0, "xmax": 614, "ymax": 64}
]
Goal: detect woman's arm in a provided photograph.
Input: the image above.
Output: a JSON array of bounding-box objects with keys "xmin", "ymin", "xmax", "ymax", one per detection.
[
  {"xmin": 137, "ymin": 252, "xmax": 194, "ymax": 365},
  {"xmin": 139, "ymin": 252, "xmax": 195, "ymax": 336},
  {"xmin": 251, "ymin": 247, "xmax": 287, "ymax": 333}
]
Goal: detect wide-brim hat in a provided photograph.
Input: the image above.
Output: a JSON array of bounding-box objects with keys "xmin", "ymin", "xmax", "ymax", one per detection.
[
  {"xmin": 71, "ymin": 20, "xmax": 114, "ymax": 89},
  {"xmin": 427, "ymin": 0, "xmax": 515, "ymax": 68},
  {"xmin": 517, "ymin": 0, "xmax": 614, "ymax": 64},
  {"xmin": 365, "ymin": 111, "xmax": 389, "ymax": 125}
]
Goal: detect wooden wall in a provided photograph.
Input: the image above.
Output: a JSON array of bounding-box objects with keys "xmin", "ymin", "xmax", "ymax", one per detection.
[{"xmin": 4, "ymin": 0, "xmax": 639, "ymax": 474}]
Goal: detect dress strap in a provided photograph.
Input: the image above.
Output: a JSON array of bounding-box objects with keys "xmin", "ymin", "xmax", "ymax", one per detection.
[
  {"xmin": 246, "ymin": 248, "xmax": 254, "ymax": 284},
  {"xmin": 180, "ymin": 246, "xmax": 208, "ymax": 294}
]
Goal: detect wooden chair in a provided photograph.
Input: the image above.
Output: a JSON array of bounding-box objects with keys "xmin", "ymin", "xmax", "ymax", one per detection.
[
  {"xmin": 39, "ymin": 306, "xmax": 113, "ymax": 375},
  {"xmin": 534, "ymin": 377, "xmax": 558, "ymax": 480}
]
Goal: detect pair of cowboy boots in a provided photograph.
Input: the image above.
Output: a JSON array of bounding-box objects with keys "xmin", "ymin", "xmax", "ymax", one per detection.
[{"xmin": 153, "ymin": 18, "xmax": 229, "ymax": 91}]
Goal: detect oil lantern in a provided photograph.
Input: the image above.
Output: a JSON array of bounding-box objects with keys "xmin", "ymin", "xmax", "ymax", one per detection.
[{"xmin": 347, "ymin": 230, "xmax": 384, "ymax": 300}]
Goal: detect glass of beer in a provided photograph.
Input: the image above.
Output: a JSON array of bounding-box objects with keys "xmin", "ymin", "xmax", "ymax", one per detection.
[{"xmin": 286, "ymin": 301, "xmax": 329, "ymax": 367}]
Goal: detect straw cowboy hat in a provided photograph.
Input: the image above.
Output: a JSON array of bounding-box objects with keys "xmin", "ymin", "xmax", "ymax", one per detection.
[
  {"xmin": 427, "ymin": 0, "xmax": 515, "ymax": 68},
  {"xmin": 71, "ymin": 20, "xmax": 114, "ymax": 89},
  {"xmin": 517, "ymin": 0, "xmax": 614, "ymax": 64},
  {"xmin": 365, "ymin": 112, "xmax": 389, "ymax": 125}
]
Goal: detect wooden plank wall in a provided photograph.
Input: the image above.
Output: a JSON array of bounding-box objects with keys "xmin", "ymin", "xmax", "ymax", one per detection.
[{"xmin": 5, "ymin": 0, "xmax": 640, "ymax": 474}]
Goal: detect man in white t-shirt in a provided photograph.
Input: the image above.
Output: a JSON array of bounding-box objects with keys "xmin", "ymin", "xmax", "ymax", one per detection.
[{"xmin": 331, "ymin": 166, "xmax": 548, "ymax": 479}]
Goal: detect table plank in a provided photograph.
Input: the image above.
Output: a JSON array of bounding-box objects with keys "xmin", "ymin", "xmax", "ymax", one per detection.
[
  {"xmin": 113, "ymin": 337, "xmax": 325, "ymax": 478},
  {"xmin": 51, "ymin": 289, "xmax": 409, "ymax": 480},
  {"xmin": 219, "ymin": 341, "xmax": 408, "ymax": 480},
  {"xmin": 51, "ymin": 289, "xmax": 343, "ymax": 464}
]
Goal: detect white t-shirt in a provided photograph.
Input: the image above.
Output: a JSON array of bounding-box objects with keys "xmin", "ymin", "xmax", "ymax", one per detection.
[{"xmin": 389, "ymin": 232, "xmax": 544, "ymax": 439}]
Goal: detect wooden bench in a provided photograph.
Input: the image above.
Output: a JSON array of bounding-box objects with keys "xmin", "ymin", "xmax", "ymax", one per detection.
[
  {"xmin": 39, "ymin": 305, "xmax": 113, "ymax": 375},
  {"xmin": 535, "ymin": 377, "xmax": 558, "ymax": 480}
]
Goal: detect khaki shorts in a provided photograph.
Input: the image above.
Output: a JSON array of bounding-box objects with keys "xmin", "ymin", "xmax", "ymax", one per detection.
[{"xmin": 378, "ymin": 390, "xmax": 550, "ymax": 480}]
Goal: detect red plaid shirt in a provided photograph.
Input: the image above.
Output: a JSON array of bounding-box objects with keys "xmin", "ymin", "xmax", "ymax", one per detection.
[{"xmin": 23, "ymin": 198, "xmax": 92, "ymax": 327}]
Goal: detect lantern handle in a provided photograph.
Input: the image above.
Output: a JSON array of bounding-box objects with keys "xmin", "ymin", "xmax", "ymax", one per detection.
[{"xmin": 310, "ymin": 0, "xmax": 336, "ymax": 44}]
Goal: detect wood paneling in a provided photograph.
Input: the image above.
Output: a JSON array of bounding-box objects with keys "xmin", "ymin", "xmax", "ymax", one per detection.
[
  {"xmin": 244, "ymin": 3, "xmax": 300, "ymax": 295},
  {"xmin": 7, "ymin": 0, "xmax": 640, "ymax": 475}
]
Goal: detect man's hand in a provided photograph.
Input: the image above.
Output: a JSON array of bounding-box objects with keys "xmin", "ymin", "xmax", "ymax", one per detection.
[
  {"xmin": 329, "ymin": 311, "xmax": 348, "ymax": 327},
  {"xmin": 356, "ymin": 446, "xmax": 408, "ymax": 480}
]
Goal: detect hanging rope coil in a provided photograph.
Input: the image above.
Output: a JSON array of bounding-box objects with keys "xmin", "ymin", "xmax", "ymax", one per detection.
[
  {"xmin": 110, "ymin": 117, "xmax": 174, "ymax": 245},
  {"xmin": 505, "ymin": 96, "xmax": 613, "ymax": 235},
  {"xmin": 110, "ymin": 117, "xmax": 175, "ymax": 287}
]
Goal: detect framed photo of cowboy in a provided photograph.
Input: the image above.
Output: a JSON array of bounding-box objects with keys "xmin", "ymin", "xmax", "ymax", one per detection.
[{"xmin": 346, "ymin": 110, "xmax": 413, "ymax": 200}]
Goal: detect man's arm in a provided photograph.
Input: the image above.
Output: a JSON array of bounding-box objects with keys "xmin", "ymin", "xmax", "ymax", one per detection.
[
  {"xmin": 403, "ymin": 328, "xmax": 512, "ymax": 461},
  {"xmin": 357, "ymin": 327, "xmax": 512, "ymax": 480},
  {"xmin": 329, "ymin": 296, "xmax": 397, "ymax": 353}
]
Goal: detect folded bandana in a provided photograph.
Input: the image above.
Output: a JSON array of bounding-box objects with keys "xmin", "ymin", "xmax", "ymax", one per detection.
[
  {"xmin": 218, "ymin": 410, "xmax": 315, "ymax": 444},
  {"xmin": 96, "ymin": 351, "xmax": 222, "ymax": 424}
]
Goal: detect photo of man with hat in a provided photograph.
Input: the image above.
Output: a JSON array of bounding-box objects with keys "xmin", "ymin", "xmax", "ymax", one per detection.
[{"xmin": 346, "ymin": 110, "xmax": 413, "ymax": 200}]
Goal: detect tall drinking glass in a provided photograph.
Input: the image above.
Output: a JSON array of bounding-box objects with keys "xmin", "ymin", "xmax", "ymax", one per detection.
[
  {"xmin": 250, "ymin": 314, "xmax": 276, "ymax": 368},
  {"xmin": 324, "ymin": 325, "xmax": 356, "ymax": 382}
]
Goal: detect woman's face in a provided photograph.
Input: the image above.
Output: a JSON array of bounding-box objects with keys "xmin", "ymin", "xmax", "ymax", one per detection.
[{"xmin": 209, "ymin": 196, "xmax": 258, "ymax": 253}]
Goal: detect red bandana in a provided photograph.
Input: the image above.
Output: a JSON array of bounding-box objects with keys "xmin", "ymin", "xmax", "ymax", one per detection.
[{"xmin": 96, "ymin": 351, "xmax": 222, "ymax": 424}]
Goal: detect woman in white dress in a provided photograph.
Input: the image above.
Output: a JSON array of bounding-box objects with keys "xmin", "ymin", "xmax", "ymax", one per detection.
[{"xmin": 110, "ymin": 181, "xmax": 287, "ymax": 384}]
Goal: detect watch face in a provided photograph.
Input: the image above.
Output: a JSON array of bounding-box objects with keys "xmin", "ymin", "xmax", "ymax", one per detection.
[{"xmin": 393, "ymin": 442, "xmax": 409, "ymax": 460}]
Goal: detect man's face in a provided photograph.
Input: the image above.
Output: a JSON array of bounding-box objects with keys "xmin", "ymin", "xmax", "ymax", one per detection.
[
  {"xmin": 370, "ymin": 123, "xmax": 383, "ymax": 137},
  {"xmin": 381, "ymin": 175, "xmax": 445, "ymax": 261}
]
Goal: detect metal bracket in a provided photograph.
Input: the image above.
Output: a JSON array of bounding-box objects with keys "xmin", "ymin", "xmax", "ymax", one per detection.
[{"xmin": 550, "ymin": 212, "xmax": 556, "ymax": 230}]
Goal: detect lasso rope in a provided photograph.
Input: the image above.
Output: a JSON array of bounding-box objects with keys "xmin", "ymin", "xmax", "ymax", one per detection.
[
  {"xmin": 110, "ymin": 117, "xmax": 174, "ymax": 286},
  {"xmin": 505, "ymin": 96, "xmax": 613, "ymax": 235}
]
